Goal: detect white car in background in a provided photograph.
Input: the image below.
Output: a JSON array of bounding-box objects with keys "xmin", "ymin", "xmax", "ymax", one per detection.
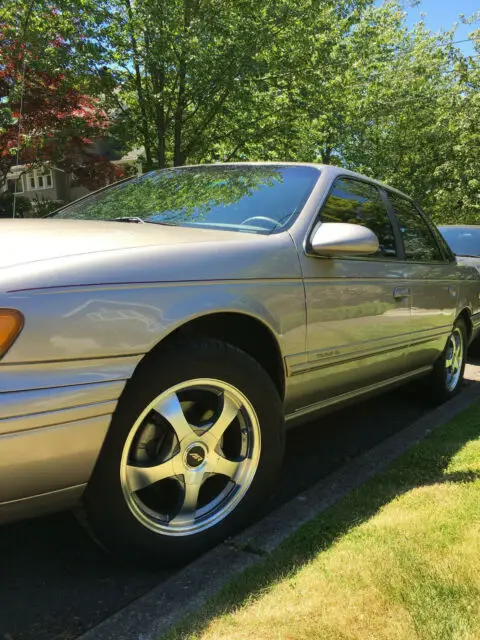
[
  {"xmin": 439, "ymin": 225, "xmax": 480, "ymax": 353},
  {"xmin": 438, "ymin": 225, "xmax": 480, "ymax": 275}
]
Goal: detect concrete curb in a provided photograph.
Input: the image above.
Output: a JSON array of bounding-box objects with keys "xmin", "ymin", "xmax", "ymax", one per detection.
[{"xmin": 80, "ymin": 378, "xmax": 480, "ymax": 640}]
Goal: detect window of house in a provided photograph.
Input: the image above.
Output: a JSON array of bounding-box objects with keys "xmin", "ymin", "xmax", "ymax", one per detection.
[
  {"xmin": 388, "ymin": 193, "xmax": 443, "ymax": 262},
  {"xmin": 26, "ymin": 169, "xmax": 53, "ymax": 191},
  {"xmin": 320, "ymin": 178, "xmax": 398, "ymax": 258},
  {"xmin": 7, "ymin": 177, "xmax": 23, "ymax": 194}
]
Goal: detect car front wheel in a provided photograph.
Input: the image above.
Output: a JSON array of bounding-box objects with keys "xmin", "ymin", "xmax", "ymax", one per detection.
[{"xmin": 82, "ymin": 339, "xmax": 284, "ymax": 567}]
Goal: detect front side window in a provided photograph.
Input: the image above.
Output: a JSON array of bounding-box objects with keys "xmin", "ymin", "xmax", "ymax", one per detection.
[
  {"xmin": 320, "ymin": 178, "xmax": 397, "ymax": 258},
  {"xmin": 388, "ymin": 193, "xmax": 443, "ymax": 262},
  {"xmin": 52, "ymin": 165, "xmax": 320, "ymax": 235}
]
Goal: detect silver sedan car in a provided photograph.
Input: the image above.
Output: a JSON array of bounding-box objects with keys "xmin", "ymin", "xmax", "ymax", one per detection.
[{"xmin": 1, "ymin": 163, "xmax": 479, "ymax": 566}]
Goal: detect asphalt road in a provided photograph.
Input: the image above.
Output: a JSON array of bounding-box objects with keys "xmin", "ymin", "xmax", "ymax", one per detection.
[{"xmin": 2, "ymin": 363, "xmax": 480, "ymax": 640}]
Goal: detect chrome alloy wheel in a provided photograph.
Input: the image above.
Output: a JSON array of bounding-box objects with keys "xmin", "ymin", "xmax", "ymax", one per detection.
[
  {"xmin": 120, "ymin": 378, "xmax": 261, "ymax": 536},
  {"xmin": 445, "ymin": 327, "xmax": 464, "ymax": 392}
]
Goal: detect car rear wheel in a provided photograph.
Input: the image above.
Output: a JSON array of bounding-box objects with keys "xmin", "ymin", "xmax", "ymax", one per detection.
[
  {"xmin": 427, "ymin": 318, "xmax": 467, "ymax": 403},
  {"xmin": 82, "ymin": 340, "xmax": 284, "ymax": 567}
]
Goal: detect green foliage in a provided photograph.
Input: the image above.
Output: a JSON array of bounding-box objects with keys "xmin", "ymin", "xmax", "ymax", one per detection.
[
  {"xmin": 2, "ymin": 0, "xmax": 479, "ymax": 224},
  {"xmin": 30, "ymin": 199, "xmax": 66, "ymax": 217},
  {"xmin": 0, "ymin": 192, "xmax": 32, "ymax": 217}
]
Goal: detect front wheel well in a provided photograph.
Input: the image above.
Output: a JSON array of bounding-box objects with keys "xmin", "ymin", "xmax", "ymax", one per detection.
[{"xmin": 137, "ymin": 312, "xmax": 286, "ymax": 400}]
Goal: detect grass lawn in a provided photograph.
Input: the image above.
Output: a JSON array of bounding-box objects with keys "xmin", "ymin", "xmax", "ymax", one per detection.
[{"xmin": 166, "ymin": 401, "xmax": 480, "ymax": 640}]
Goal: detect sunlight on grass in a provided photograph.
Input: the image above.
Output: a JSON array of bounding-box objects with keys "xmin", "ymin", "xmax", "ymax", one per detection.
[{"xmin": 166, "ymin": 403, "xmax": 480, "ymax": 640}]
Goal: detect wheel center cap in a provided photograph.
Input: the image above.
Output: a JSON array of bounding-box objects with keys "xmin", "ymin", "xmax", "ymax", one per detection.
[{"xmin": 184, "ymin": 443, "xmax": 207, "ymax": 469}]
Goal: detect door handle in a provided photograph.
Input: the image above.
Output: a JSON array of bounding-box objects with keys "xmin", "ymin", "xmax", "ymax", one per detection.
[{"xmin": 393, "ymin": 287, "xmax": 410, "ymax": 300}]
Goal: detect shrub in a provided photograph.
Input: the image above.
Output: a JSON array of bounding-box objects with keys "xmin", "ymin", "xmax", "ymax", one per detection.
[
  {"xmin": 0, "ymin": 192, "xmax": 33, "ymax": 218},
  {"xmin": 31, "ymin": 198, "xmax": 66, "ymax": 217}
]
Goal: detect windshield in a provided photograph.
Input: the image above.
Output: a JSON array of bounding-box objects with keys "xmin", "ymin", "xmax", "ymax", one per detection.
[
  {"xmin": 438, "ymin": 226, "xmax": 480, "ymax": 257},
  {"xmin": 51, "ymin": 165, "xmax": 320, "ymax": 234}
]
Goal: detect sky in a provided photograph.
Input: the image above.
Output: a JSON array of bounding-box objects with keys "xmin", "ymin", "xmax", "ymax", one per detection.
[{"xmin": 404, "ymin": 0, "xmax": 479, "ymax": 56}]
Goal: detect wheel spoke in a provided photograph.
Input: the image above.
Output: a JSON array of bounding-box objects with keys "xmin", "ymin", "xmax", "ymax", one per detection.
[
  {"xmin": 154, "ymin": 393, "xmax": 193, "ymax": 442},
  {"xmin": 445, "ymin": 329, "xmax": 464, "ymax": 391},
  {"xmin": 207, "ymin": 453, "xmax": 241, "ymax": 480},
  {"xmin": 207, "ymin": 393, "xmax": 240, "ymax": 445},
  {"xmin": 451, "ymin": 342, "xmax": 461, "ymax": 371},
  {"xmin": 127, "ymin": 457, "xmax": 176, "ymax": 491},
  {"xmin": 455, "ymin": 343, "xmax": 462, "ymax": 369},
  {"xmin": 169, "ymin": 471, "xmax": 204, "ymax": 526},
  {"xmin": 120, "ymin": 378, "xmax": 262, "ymax": 535}
]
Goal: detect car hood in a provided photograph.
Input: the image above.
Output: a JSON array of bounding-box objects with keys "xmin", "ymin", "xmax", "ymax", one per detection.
[{"xmin": 0, "ymin": 218, "xmax": 259, "ymax": 268}]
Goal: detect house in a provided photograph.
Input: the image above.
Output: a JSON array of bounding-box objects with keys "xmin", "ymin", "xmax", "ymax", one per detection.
[
  {"xmin": 2, "ymin": 148, "xmax": 144, "ymax": 208},
  {"xmin": 5, "ymin": 165, "xmax": 70, "ymax": 204}
]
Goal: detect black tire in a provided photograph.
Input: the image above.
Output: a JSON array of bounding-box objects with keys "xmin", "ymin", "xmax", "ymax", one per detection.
[
  {"xmin": 82, "ymin": 339, "xmax": 284, "ymax": 567},
  {"xmin": 427, "ymin": 318, "xmax": 467, "ymax": 403}
]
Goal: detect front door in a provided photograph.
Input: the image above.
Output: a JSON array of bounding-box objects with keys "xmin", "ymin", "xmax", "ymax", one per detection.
[{"xmin": 297, "ymin": 177, "xmax": 412, "ymax": 409}]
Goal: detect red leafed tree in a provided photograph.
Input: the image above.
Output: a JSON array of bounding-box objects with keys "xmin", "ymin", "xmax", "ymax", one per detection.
[{"xmin": 0, "ymin": 27, "xmax": 122, "ymax": 191}]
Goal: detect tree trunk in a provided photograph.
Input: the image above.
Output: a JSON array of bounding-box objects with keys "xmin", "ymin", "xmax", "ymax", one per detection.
[
  {"xmin": 321, "ymin": 144, "xmax": 333, "ymax": 164},
  {"xmin": 173, "ymin": 0, "xmax": 193, "ymax": 166},
  {"xmin": 173, "ymin": 59, "xmax": 186, "ymax": 166},
  {"xmin": 156, "ymin": 67, "xmax": 166, "ymax": 169},
  {"xmin": 124, "ymin": 0, "xmax": 153, "ymax": 169},
  {"xmin": 144, "ymin": 15, "xmax": 167, "ymax": 169}
]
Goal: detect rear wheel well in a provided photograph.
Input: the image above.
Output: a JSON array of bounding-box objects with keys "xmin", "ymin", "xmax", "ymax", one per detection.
[
  {"xmin": 457, "ymin": 309, "xmax": 473, "ymax": 343},
  {"xmin": 137, "ymin": 313, "xmax": 285, "ymax": 399}
]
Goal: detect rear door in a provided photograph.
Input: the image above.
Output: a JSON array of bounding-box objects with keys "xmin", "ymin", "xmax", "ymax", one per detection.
[{"xmin": 386, "ymin": 192, "xmax": 457, "ymax": 369}]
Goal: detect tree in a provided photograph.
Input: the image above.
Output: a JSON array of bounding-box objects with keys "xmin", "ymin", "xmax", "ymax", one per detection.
[
  {"xmin": 1, "ymin": 0, "xmax": 478, "ymax": 225},
  {"xmin": 0, "ymin": 0, "xmax": 121, "ymax": 191},
  {"xmin": 430, "ymin": 37, "xmax": 480, "ymax": 223},
  {"xmin": 280, "ymin": 1, "xmax": 480, "ymax": 224},
  {"xmin": 101, "ymin": 0, "xmax": 375, "ymax": 169}
]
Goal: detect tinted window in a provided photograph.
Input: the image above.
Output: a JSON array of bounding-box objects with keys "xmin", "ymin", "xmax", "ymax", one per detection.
[
  {"xmin": 52, "ymin": 165, "xmax": 319, "ymax": 235},
  {"xmin": 439, "ymin": 227, "xmax": 480, "ymax": 257},
  {"xmin": 321, "ymin": 178, "xmax": 397, "ymax": 258},
  {"xmin": 389, "ymin": 194, "xmax": 443, "ymax": 262}
]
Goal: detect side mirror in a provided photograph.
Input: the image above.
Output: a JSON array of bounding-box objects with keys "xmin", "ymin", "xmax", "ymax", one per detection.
[{"xmin": 310, "ymin": 222, "xmax": 379, "ymax": 257}]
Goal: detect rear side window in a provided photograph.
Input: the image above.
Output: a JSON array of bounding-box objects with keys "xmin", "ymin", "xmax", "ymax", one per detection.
[
  {"xmin": 388, "ymin": 193, "xmax": 443, "ymax": 262},
  {"xmin": 321, "ymin": 178, "xmax": 397, "ymax": 258}
]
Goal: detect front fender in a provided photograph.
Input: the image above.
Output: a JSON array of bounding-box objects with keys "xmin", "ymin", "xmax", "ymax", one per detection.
[{"xmin": 1, "ymin": 279, "xmax": 306, "ymax": 368}]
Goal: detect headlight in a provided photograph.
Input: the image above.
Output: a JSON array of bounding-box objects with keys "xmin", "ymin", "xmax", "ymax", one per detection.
[{"xmin": 0, "ymin": 309, "xmax": 24, "ymax": 359}]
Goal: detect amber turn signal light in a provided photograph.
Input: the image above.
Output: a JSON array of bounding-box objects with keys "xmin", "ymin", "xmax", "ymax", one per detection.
[{"xmin": 0, "ymin": 309, "xmax": 24, "ymax": 359}]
